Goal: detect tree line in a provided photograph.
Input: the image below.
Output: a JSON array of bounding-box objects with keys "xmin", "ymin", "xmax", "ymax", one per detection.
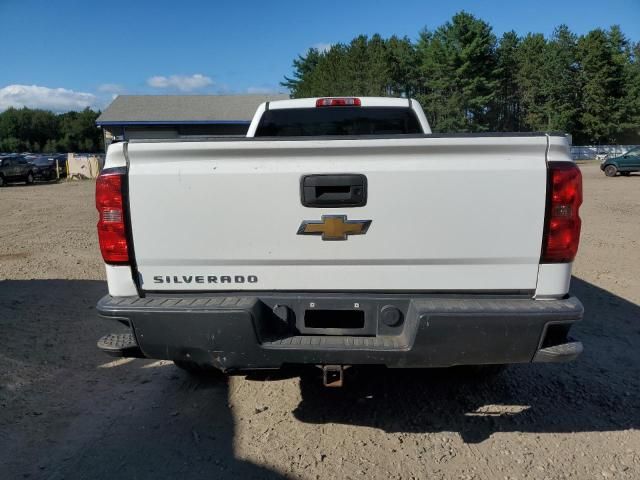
[
  {"xmin": 282, "ymin": 12, "xmax": 640, "ymax": 144},
  {"xmin": 0, "ymin": 107, "xmax": 103, "ymax": 153}
]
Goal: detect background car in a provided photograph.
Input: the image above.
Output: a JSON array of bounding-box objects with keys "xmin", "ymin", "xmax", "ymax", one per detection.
[
  {"xmin": 29, "ymin": 156, "xmax": 60, "ymax": 181},
  {"xmin": 601, "ymin": 147, "xmax": 640, "ymax": 177},
  {"xmin": 0, "ymin": 155, "xmax": 36, "ymax": 186}
]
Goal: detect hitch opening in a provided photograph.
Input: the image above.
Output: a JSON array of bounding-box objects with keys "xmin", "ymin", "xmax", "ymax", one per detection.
[{"xmin": 322, "ymin": 365, "xmax": 345, "ymax": 387}]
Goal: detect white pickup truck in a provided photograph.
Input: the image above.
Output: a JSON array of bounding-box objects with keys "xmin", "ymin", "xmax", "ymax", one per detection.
[{"xmin": 96, "ymin": 97, "xmax": 584, "ymax": 386}]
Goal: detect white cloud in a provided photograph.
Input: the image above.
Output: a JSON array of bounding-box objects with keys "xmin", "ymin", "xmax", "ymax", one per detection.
[
  {"xmin": 0, "ymin": 84, "xmax": 96, "ymax": 112},
  {"xmin": 147, "ymin": 74, "xmax": 213, "ymax": 92},
  {"xmin": 98, "ymin": 83, "xmax": 125, "ymax": 94},
  {"xmin": 312, "ymin": 42, "xmax": 333, "ymax": 53}
]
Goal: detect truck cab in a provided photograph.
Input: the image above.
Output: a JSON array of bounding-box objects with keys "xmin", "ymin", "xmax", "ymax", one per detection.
[{"xmin": 246, "ymin": 97, "xmax": 431, "ymax": 137}]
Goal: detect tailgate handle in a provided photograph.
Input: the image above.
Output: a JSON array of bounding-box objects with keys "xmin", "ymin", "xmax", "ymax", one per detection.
[{"xmin": 301, "ymin": 174, "xmax": 367, "ymax": 207}]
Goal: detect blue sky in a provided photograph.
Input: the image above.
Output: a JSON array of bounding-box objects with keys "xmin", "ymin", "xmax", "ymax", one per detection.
[{"xmin": 1, "ymin": 0, "xmax": 638, "ymax": 112}]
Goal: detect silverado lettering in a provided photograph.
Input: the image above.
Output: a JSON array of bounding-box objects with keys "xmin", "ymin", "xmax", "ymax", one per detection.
[{"xmin": 153, "ymin": 275, "xmax": 258, "ymax": 284}]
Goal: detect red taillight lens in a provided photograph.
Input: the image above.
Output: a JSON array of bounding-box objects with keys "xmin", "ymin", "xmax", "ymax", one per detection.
[
  {"xmin": 96, "ymin": 170, "xmax": 129, "ymax": 264},
  {"xmin": 316, "ymin": 97, "xmax": 361, "ymax": 107},
  {"xmin": 541, "ymin": 162, "xmax": 582, "ymax": 263}
]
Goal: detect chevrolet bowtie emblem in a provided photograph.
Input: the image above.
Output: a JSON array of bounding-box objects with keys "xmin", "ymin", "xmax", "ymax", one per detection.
[{"xmin": 297, "ymin": 215, "xmax": 372, "ymax": 241}]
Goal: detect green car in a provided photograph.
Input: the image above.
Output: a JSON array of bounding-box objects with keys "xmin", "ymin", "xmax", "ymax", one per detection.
[{"xmin": 601, "ymin": 146, "xmax": 640, "ymax": 177}]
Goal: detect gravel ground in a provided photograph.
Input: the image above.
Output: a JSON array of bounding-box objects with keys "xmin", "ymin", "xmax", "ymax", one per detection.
[{"xmin": 0, "ymin": 163, "xmax": 639, "ymax": 479}]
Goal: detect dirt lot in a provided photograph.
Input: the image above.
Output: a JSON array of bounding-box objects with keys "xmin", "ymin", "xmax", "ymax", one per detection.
[{"xmin": 1, "ymin": 163, "xmax": 639, "ymax": 479}]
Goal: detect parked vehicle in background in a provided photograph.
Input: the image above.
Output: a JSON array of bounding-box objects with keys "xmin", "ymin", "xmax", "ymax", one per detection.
[
  {"xmin": 29, "ymin": 156, "xmax": 60, "ymax": 181},
  {"xmin": 601, "ymin": 146, "xmax": 640, "ymax": 177},
  {"xmin": 0, "ymin": 155, "xmax": 35, "ymax": 186}
]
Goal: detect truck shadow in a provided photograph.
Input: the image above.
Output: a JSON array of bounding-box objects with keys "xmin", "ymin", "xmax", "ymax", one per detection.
[
  {"xmin": 292, "ymin": 276, "xmax": 640, "ymax": 443},
  {"xmin": 1, "ymin": 274, "xmax": 638, "ymax": 477},
  {"xmin": 0, "ymin": 279, "xmax": 286, "ymax": 479}
]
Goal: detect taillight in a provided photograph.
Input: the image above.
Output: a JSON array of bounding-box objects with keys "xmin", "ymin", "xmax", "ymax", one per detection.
[
  {"xmin": 541, "ymin": 162, "xmax": 582, "ymax": 263},
  {"xmin": 316, "ymin": 97, "xmax": 361, "ymax": 107},
  {"xmin": 96, "ymin": 169, "xmax": 129, "ymax": 264}
]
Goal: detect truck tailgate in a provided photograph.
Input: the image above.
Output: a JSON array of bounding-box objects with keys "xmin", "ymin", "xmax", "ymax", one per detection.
[{"xmin": 126, "ymin": 136, "xmax": 549, "ymax": 292}]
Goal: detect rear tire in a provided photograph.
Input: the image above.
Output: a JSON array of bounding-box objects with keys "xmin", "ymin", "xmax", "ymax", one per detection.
[
  {"xmin": 26, "ymin": 172, "xmax": 34, "ymax": 185},
  {"xmin": 604, "ymin": 165, "xmax": 617, "ymax": 177}
]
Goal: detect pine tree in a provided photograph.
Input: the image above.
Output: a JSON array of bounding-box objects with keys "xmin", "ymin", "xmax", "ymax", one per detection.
[
  {"xmin": 417, "ymin": 12, "xmax": 498, "ymax": 132},
  {"xmin": 361, "ymin": 34, "xmax": 390, "ymax": 96},
  {"xmin": 623, "ymin": 41, "xmax": 640, "ymax": 140},
  {"xmin": 494, "ymin": 31, "xmax": 521, "ymax": 131},
  {"xmin": 576, "ymin": 28, "xmax": 626, "ymax": 143},
  {"xmin": 42, "ymin": 139, "xmax": 57, "ymax": 153},
  {"xmin": 609, "ymin": 28, "xmax": 640, "ymax": 141},
  {"xmin": 279, "ymin": 12, "xmax": 639, "ymax": 142},
  {"xmin": 280, "ymin": 48, "xmax": 323, "ymax": 97},
  {"xmin": 516, "ymin": 33, "xmax": 549, "ymax": 131},
  {"xmin": 385, "ymin": 36, "xmax": 419, "ymax": 97},
  {"xmin": 545, "ymin": 25, "xmax": 580, "ymax": 133}
]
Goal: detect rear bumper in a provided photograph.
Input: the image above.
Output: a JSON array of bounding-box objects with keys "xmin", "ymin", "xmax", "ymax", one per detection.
[{"xmin": 97, "ymin": 293, "xmax": 583, "ymax": 371}]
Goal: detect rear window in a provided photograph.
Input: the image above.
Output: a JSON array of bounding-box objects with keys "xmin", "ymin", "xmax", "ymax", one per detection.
[{"xmin": 255, "ymin": 107, "xmax": 422, "ymax": 137}]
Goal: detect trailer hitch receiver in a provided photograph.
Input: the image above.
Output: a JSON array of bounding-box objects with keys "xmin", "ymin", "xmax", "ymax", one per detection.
[{"xmin": 322, "ymin": 365, "xmax": 345, "ymax": 387}]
